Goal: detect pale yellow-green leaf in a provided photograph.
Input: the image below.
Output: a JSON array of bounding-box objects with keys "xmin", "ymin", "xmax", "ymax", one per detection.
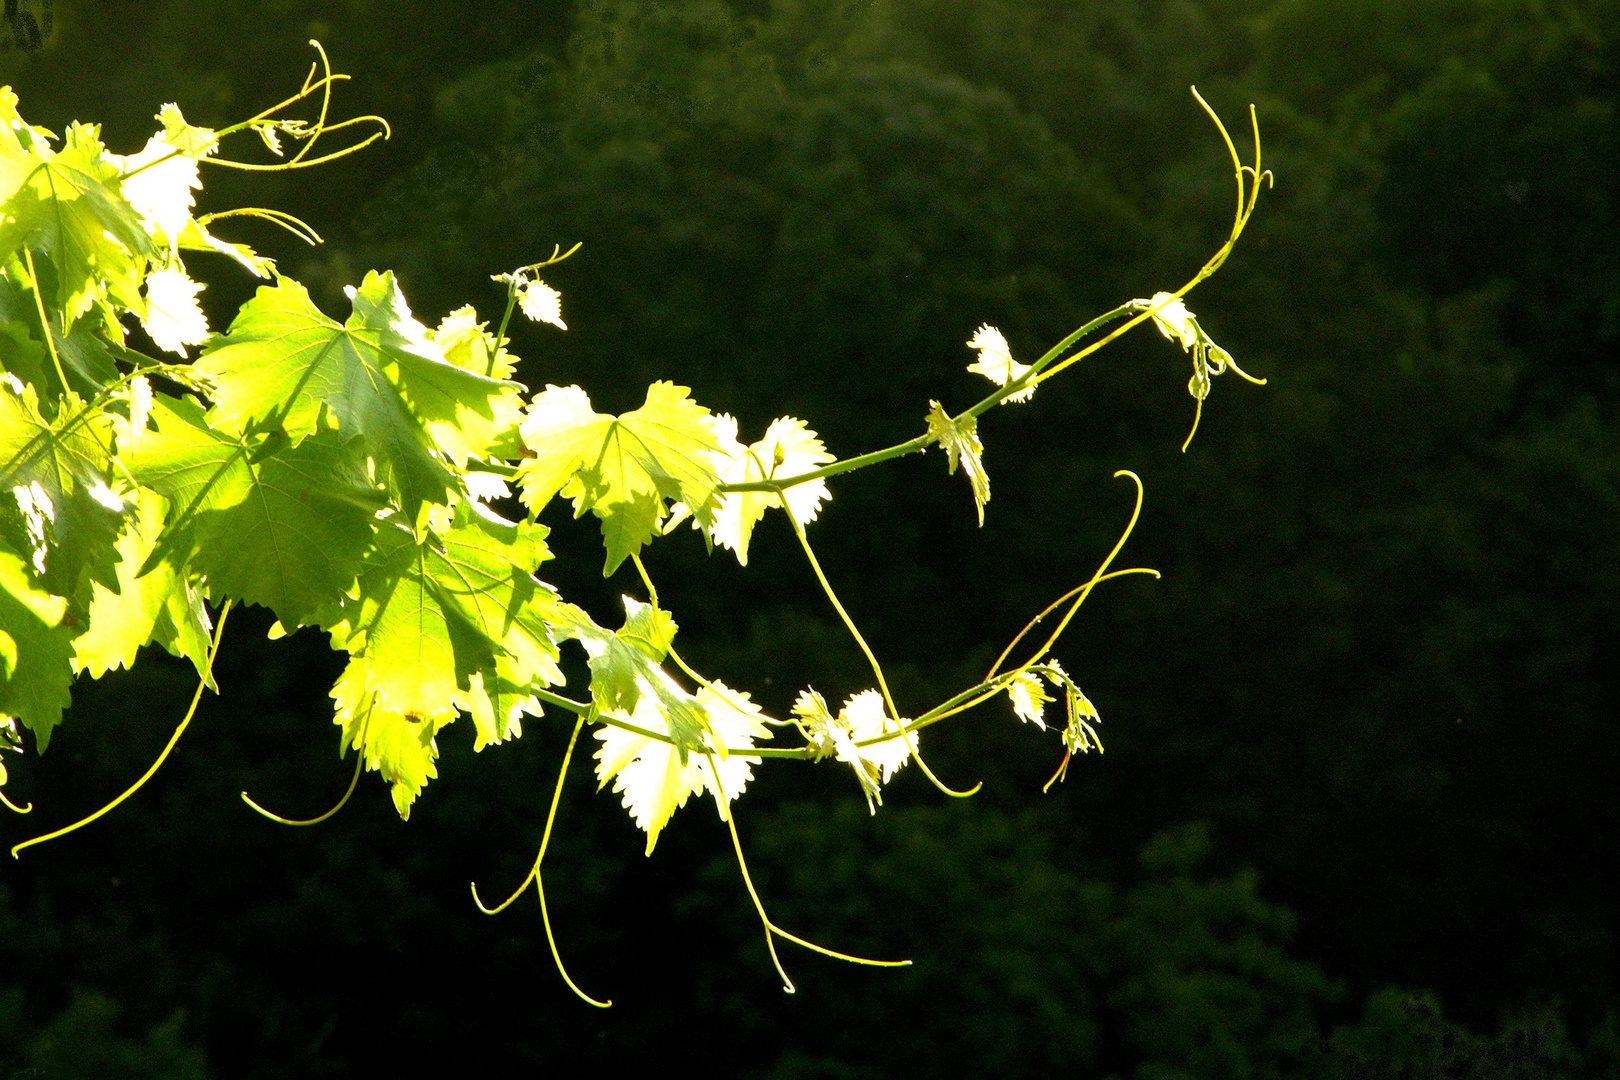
[
  {"xmin": 1006, "ymin": 670, "xmax": 1051, "ymax": 729},
  {"xmin": 1147, "ymin": 292, "xmax": 1198, "ymax": 351},
  {"xmin": 516, "ymin": 381, "xmax": 722, "ymax": 573},
  {"xmin": 965, "ymin": 324, "xmax": 1034, "ymax": 403},
  {"xmin": 108, "ymin": 132, "xmax": 201, "ymax": 248},
  {"xmin": 594, "ymin": 673, "xmax": 771, "ymax": 854},
  {"xmin": 331, "ymin": 654, "xmax": 454, "ymax": 820},
  {"xmin": 176, "ymin": 218, "xmax": 273, "ymax": 278},
  {"xmin": 431, "ymin": 305, "xmax": 514, "ymax": 381},
  {"xmin": 140, "ymin": 267, "xmax": 209, "ymax": 356},
  {"xmin": 793, "ymin": 687, "xmax": 912, "ymax": 813},
  {"xmin": 517, "ymin": 278, "xmax": 564, "ymax": 329},
  {"xmin": 156, "ymin": 103, "xmax": 218, "ymax": 158},
  {"xmin": 71, "ymin": 487, "xmax": 210, "ymax": 680},
  {"xmin": 925, "ymin": 400, "xmax": 989, "ymax": 526},
  {"xmin": 696, "ymin": 414, "xmax": 834, "ymax": 566}
]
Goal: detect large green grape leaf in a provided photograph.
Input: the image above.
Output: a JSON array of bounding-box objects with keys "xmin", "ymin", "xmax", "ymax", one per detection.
[
  {"xmin": 0, "ymin": 320, "xmax": 46, "ymax": 393},
  {"xmin": 516, "ymin": 382, "xmax": 723, "ymax": 574},
  {"xmin": 128, "ymin": 393, "xmax": 382, "ymax": 627},
  {"xmin": 0, "ymin": 535, "xmax": 74, "ymax": 747},
  {"xmin": 195, "ymin": 271, "xmax": 522, "ymax": 517},
  {"xmin": 319, "ymin": 503, "xmax": 567, "ymax": 814},
  {"xmin": 925, "ymin": 400, "xmax": 989, "ymax": 525},
  {"xmin": 0, "ymin": 122, "xmax": 152, "ymax": 329},
  {"xmin": 70, "ymin": 486, "xmax": 210, "ymax": 680},
  {"xmin": 0, "ymin": 374, "xmax": 123, "ymax": 597},
  {"xmin": 321, "ymin": 502, "xmax": 565, "ymax": 725}
]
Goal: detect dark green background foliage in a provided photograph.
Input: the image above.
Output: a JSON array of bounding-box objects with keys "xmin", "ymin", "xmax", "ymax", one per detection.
[{"xmin": 2, "ymin": 0, "xmax": 1618, "ymax": 1075}]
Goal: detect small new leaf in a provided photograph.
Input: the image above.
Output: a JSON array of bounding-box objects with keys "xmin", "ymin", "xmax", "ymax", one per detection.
[
  {"xmin": 925, "ymin": 400, "xmax": 989, "ymax": 526},
  {"xmin": 794, "ymin": 688, "xmax": 912, "ymax": 813},
  {"xmin": 965, "ymin": 324, "xmax": 1034, "ymax": 403},
  {"xmin": 1006, "ymin": 670, "xmax": 1051, "ymax": 730},
  {"xmin": 569, "ymin": 596, "xmax": 697, "ymax": 751}
]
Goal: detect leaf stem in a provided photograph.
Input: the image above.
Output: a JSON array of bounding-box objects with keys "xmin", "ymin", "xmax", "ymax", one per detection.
[
  {"xmin": 629, "ymin": 552, "xmax": 775, "ymax": 739},
  {"xmin": 717, "ymin": 302, "xmax": 1136, "ymax": 497},
  {"xmin": 984, "ymin": 566, "xmax": 1161, "ymax": 683},
  {"xmin": 473, "ymin": 716, "xmax": 582, "ymax": 916},
  {"xmin": 197, "ymin": 207, "xmax": 323, "ymax": 246},
  {"xmin": 537, "ymin": 683, "xmax": 811, "ymax": 759},
  {"xmin": 1014, "ymin": 471, "xmax": 1145, "ymax": 671},
  {"xmin": 10, "ymin": 601, "xmax": 231, "ymax": 859}
]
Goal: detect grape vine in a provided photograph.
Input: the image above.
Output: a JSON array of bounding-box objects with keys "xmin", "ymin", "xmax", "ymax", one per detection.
[{"xmin": 0, "ymin": 44, "xmax": 1270, "ymax": 1003}]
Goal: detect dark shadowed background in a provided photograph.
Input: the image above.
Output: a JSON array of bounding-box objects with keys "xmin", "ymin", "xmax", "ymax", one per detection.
[{"xmin": 2, "ymin": 1, "xmax": 1617, "ymax": 1076}]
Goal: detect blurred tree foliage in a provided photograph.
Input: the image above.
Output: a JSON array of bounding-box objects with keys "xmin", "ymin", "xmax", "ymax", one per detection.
[{"xmin": 0, "ymin": 0, "xmax": 1617, "ymax": 1075}]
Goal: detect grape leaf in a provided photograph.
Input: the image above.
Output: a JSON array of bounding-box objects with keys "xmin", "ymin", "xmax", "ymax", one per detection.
[
  {"xmin": 432, "ymin": 305, "xmax": 513, "ymax": 381},
  {"xmin": 0, "ymin": 122, "xmax": 152, "ymax": 328},
  {"xmin": 330, "ymin": 654, "xmax": 455, "ymax": 820},
  {"xmin": 0, "ymin": 715, "xmax": 20, "ymax": 793},
  {"xmin": 176, "ymin": 218, "xmax": 274, "ymax": 278},
  {"xmin": 128, "ymin": 393, "xmax": 382, "ymax": 627},
  {"xmin": 0, "ymin": 320, "xmax": 46, "ymax": 393},
  {"xmin": 1005, "ymin": 669, "xmax": 1050, "ymax": 729},
  {"xmin": 965, "ymin": 324, "xmax": 1034, "ymax": 403},
  {"xmin": 196, "ymin": 271, "xmax": 522, "ymax": 517},
  {"xmin": 0, "ymin": 535, "xmax": 73, "ymax": 747},
  {"xmin": 140, "ymin": 267, "xmax": 210, "ymax": 357},
  {"xmin": 925, "ymin": 400, "xmax": 989, "ymax": 526},
  {"xmin": 1040, "ymin": 659, "xmax": 1103, "ymax": 757},
  {"xmin": 0, "ymin": 374, "xmax": 123, "ymax": 596},
  {"xmin": 107, "ymin": 129, "xmax": 203, "ymax": 250},
  {"xmin": 462, "ymin": 669, "xmax": 541, "ymax": 753},
  {"xmin": 690, "ymin": 415, "xmax": 833, "ymax": 566},
  {"xmin": 793, "ymin": 688, "xmax": 912, "ymax": 813},
  {"xmin": 594, "ymin": 678, "xmax": 771, "ymax": 854},
  {"xmin": 319, "ymin": 503, "xmax": 566, "ymax": 813},
  {"xmin": 426, "ymin": 306, "xmax": 524, "ymax": 459},
  {"xmin": 563, "ymin": 595, "xmax": 709, "ymax": 756},
  {"xmin": 516, "ymin": 382, "xmax": 722, "ymax": 574},
  {"xmin": 321, "ymin": 501, "xmax": 565, "ymax": 726},
  {"xmin": 70, "ymin": 487, "xmax": 210, "ymax": 680}
]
